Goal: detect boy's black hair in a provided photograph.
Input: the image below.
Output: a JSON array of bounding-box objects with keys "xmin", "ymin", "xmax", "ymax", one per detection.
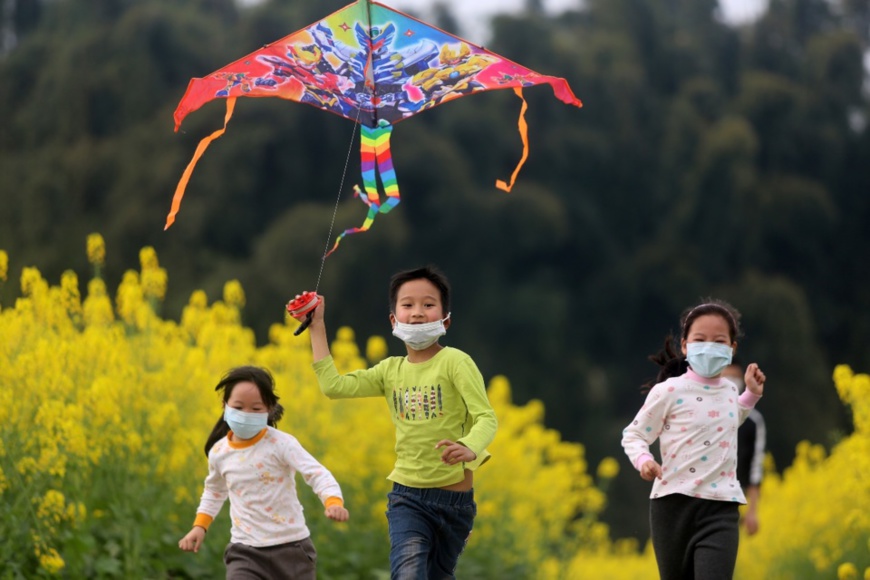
[
  {"xmin": 642, "ymin": 298, "xmax": 742, "ymax": 392},
  {"xmin": 204, "ymin": 366, "xmax": 285, "ymax": 456},
  {"xmin": 389, "ymin": 265, "xmax": 451, "ymax": 314}
]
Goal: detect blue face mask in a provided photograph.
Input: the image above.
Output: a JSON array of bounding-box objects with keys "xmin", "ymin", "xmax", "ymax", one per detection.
[
  {"xmin": 224, "ymin": 406, "xmax": 268, "ymax": 440},
  {"xmin": 686, "ymin": 342, "xmax": 733, "ymax": 378}
]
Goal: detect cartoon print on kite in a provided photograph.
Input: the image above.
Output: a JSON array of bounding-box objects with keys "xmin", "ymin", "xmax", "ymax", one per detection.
[{"xmin": 166, "ymin": 0, "xmax": 582, "ymax": 255}]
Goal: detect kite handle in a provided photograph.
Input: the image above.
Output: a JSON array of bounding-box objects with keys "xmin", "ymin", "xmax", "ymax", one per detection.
[
  {"xmin": 286, "ymin": 291, "xmax": 321, "ymax": 336},
  {"xmin": 293, "ymin": 312, "xmax": 315, "ymax": 336}
]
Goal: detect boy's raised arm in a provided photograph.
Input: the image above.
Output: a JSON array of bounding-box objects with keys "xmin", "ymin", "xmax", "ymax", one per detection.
[{"xmin": 308, "ymin": 294, "xmax": 331, "ymax": 362}]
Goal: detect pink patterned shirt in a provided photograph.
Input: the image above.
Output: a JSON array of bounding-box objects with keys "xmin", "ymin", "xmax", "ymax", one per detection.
[{"xmin": 621, "ymin": 370, "xmax": 762, "ymax": 503}]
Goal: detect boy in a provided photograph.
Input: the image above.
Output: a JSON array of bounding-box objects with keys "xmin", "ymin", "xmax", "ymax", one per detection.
[{"xmin": 306, "ymin": 265, "xmax": 497, "ymax": 579}]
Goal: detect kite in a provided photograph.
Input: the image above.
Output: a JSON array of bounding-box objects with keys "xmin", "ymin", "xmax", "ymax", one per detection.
[{"xmin": 166, "ymin": 0, "xmax": 582, "ymax": 255}]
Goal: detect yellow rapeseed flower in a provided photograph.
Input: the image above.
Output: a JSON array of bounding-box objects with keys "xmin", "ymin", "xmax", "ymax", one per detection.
[
  {"xmin": 597, "ymin": 457, "xmax": 620, "ymax": 480},
  {"xmin": 0, "ymin": 249, "xmax": 8, "ymax": 282},
  {"xmin": 332, "ymin": 326, "xmax": 366, "ymax": 373},
  {"xmin": 839, "ymin": 562, "xmax": 859, "ymax": 580},
  {"xmin": 139, "ymin": 246, "xmax": 159, "ymax": 270},
  {"xmin": 83, "ymin": 278, "xmax": 115, "ymax": 326},
  {"xmin": 86, "ymin": 233, "xmax": 105, "ymax": 266},
  {"xmin": 181, "ymin": 290, "xmax": 208, "ymax": 339},
  {"xmin": 36, "ymin": 490, "xmax": 66, "ymax": 525},
  {"xmin": 20, "ymin": 267, "xmax": 46, "ymax": 296},
  {"xmin": 223, "ymin": 280, "xmax": 245, "ymax": 309},
  {"xmin": 61, "ymin": 270, "xmax": 83, "ymax": 323},
  {"xmin": 190, "ymin": 289, "xmax": 208, "ymax": 308},
  {"xmin": 38, "ymin": 548, "xmax": 65, "ymax": 575},
  {"xmin": 366, "ymin": 335, "xmax": 388, "ymax": 363},
  {"xmin": 141, "ymin": 266, "xmax": 168, "ymax": 301},
  {"xmin": 66, "ymin": 502, "xmax": 87, "ymax": 525},
  {"xmin": 116, "ymin": 270, "xmax": 143, "ymax": 325},
  {"xmin": 337, "ymin": 326, "xmax": 355, "ymax": 341}
]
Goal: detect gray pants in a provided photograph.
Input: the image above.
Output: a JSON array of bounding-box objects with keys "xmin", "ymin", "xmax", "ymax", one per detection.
[
  {"xmin": 224, "ymin": 537, "xmax": 317, "ymax": 580},
  {"xmin": 650, "ymin": 494, "xmax": 739, "ymax": 580}
]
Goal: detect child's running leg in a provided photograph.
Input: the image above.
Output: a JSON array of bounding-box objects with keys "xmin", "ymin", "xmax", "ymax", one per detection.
[
  {"xmin": 387, "ymin": 484, "xmax": 437, "ymax": 580},
  {"xmin": 427, "ymin": 489, "xmax": 475, "ymax": 579},
  {"xmin": 650, "ymin": 495, "xmax": 695, "ymax": 580},
  {"xmin": 692, "ymin": 500, "xmax": 739, "ymax": 580}
]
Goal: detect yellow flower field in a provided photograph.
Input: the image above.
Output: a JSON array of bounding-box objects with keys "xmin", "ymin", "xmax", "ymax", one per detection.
[{"xmin": 0, "ymin": 237, "xmax": 867, "ymax": 578}]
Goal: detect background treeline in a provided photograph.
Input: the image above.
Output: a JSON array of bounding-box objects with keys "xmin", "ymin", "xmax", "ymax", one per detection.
[{"xmin": 1, "ymin": 0, "xmax": 868, "ymax": 540}]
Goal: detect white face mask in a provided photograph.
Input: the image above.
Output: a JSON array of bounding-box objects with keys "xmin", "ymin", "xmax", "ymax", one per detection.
[
  {"xmin": 224, "ymin": 406, "xmax": 268, "ymax": 440},
  {"xmin": 392, "ymin": 314, "xmax": 450, "ymax": 351}
]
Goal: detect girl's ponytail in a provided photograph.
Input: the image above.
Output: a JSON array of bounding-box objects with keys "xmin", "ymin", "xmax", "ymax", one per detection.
[
  {"xmin": 641, "ymin": 334, "xmax": 687, "ymax": 393},
  {"xmin": 204, "ymin": 417, "xmax": 230, "ymax": 457}
]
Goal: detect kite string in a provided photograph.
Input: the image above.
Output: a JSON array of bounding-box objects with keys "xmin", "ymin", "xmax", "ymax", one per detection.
[{"xmin": 313, "ymin": 104, "xmax": 364, "ymax": 293}]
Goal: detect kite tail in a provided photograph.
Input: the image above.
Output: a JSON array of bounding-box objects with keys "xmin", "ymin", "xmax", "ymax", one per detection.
[
  {"xmin": 327, "ymin": 124, "xmax": 400, "ymax": 256},
  {"xmin": 496, "ymin": 88, "xmax": 530, "ymax": 193},
  {"xmin": 165, "ymin": 97, "xmax": 237, "ymax": 230}
]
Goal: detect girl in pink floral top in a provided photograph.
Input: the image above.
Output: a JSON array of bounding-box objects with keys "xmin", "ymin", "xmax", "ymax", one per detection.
[{"xmin": 621, "ymin": 300, "xmax": 765, "ymax": 580}]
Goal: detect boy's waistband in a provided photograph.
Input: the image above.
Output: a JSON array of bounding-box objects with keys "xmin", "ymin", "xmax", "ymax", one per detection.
[{"xmin": 391, "ymin": 482, "xmax": 474, "ymax": 507}]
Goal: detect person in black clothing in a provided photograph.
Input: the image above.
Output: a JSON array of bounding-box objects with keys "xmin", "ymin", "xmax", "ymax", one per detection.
[{"xmin": 723, "ymin": 362, "xmax": 766, "ymax": 535}]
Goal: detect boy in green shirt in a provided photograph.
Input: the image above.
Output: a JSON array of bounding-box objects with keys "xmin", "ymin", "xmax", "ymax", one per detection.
[{"xmin": 306, "ymin": 265, "xmax": 498, "ymax": 579}]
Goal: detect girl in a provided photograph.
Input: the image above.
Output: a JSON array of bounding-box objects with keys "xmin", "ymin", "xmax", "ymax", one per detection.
[
  {"xmin": 621, "ymin": 300, "xmax": 765, "ymax": 580},
  {"xmin": 178, "ymin": 366, "xmax": 349, "ymax": 580}
]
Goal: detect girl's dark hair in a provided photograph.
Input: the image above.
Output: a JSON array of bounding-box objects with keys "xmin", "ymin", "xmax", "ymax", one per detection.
[
  {"xmin": 642, "ymin": 299, "xmax": 742, "ymax": 392},
  {"xmin": 389, "ymin": 265, "xmax": 451, "ymax": 314},
  {"xmin": 204, "ymin": 366, "xmax": 285, "ymax": 456}
]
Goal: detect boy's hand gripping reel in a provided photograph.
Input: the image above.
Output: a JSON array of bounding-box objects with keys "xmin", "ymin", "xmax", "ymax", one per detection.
[{"xmin": 286, "ymin": 292, "xmax": 321, "ymax": 336}]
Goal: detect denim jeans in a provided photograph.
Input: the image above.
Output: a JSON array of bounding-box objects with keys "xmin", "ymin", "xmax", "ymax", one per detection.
[{"xmin": 386, "ymin": 483, "xmax": 476, "ymax": 580}]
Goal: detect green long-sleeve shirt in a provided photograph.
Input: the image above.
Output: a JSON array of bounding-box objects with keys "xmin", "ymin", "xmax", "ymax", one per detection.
[{"xmin": 313, "ymin": 347, "xmax": 498, "ymax": 488}]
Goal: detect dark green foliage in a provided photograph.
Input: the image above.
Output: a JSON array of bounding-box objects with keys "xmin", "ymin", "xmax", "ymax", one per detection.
[{"xmin": 1, "ymin": 0, "xmax": 867, "ymax": 546}]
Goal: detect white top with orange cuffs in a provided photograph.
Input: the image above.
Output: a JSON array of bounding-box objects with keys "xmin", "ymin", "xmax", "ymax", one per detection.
[{"xmin": 193, "ymin": 426, "xmax": 343, "ymax": 547}]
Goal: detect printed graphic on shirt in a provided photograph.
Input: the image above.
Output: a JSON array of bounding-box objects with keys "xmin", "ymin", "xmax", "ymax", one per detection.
[{"xmin": 392, "ymin": 384, "xmax": 443, "ymax": 421}]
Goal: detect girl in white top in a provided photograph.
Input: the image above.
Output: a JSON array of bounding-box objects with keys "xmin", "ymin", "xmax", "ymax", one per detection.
[
  {"xmin": 178, "ymin": 366, "xmax": 349, "ymax": 580},
  {"xmin": 621, "ymin": 300, "xmax": 765, "ymax": 580}
]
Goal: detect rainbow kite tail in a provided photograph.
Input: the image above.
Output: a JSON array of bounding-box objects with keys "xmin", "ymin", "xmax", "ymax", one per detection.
[{"xmin": 327, "ymin": 123, "xmax": 400, "ymax": 256}]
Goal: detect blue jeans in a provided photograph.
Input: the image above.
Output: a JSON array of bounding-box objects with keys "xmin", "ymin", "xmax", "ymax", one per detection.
[{"xmin": 386, "ymin": 483, "xmax": 476, "ymax": 580}]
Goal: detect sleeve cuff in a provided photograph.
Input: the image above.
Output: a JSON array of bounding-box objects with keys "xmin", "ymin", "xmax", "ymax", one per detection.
[
  {"xmin": 739, "ymin": 390, "xmax": 762, "ymax": 408},
  {"xmin": 634, "ymin": 453, "xmax": 654, "ymax": 471},
  {"xmin": 465, "ymin": 448, "xmax": 491, "ymax": 471},
  {"xmin": 193, "ymin": 513, "xmax": 214, "ymax": 531},
  {"xmin": 324, "ymin": 496, "xmax": 344, "ymax": 509}
]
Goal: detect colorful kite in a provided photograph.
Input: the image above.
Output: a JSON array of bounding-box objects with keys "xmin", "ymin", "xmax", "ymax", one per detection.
[{"xmin": 167, "ymin": 0, "xmax": 582, "ymax": 254}]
